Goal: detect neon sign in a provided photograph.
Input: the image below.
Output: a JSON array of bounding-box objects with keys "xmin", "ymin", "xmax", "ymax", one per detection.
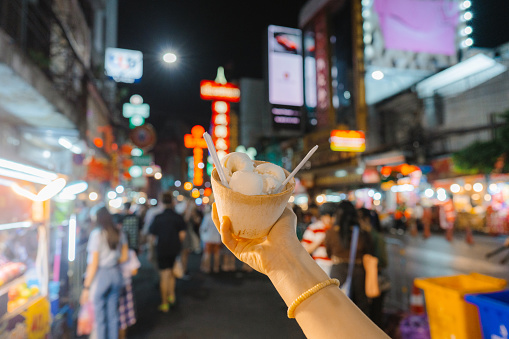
[
  {"xmin": 330, "ymin": 130, "xmax": 366, "ymax": 152},
  {"xmin": 201, "ymin": 67, "xmax": 240, "ymax": 158},
  {"xmin": 200, "ymin": 81, "xmax": 240, "ymax": 102},
  {"xmin": 184, "ymin": 125, "xmax": 207, "ymax": 186}
]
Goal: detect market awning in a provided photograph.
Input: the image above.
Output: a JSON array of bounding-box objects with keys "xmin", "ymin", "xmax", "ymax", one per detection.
[
  {"xmin": 0, "ymin": 64, "xmax": 76, "ymax": 129},
  {"xmin": 363, "ymin": 151, "xmax": 406, "ymax": 167},
  {"xmin": 416, "ymin": 54, "xmax": 507, "ymax": 98}
]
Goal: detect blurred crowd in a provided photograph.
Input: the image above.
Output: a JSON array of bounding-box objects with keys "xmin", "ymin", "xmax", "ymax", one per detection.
[{"xmin": 83, "ymin": 194, "xmax": 391, "ymax": 338}]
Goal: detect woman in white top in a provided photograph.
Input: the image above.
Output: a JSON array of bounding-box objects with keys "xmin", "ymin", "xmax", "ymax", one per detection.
[{"xmin": 80, "ymin": 206, "xmax": 128, "ymax": 339}]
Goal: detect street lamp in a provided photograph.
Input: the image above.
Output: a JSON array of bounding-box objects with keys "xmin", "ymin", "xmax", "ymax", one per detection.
[{"xmin": 163, "ymin": 52, "xmax": 177, "ymax": 63}]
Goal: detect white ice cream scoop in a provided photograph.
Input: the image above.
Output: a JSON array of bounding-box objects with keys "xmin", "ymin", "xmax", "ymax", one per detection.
[
  {"xmin": 221, "ymin": 152, "xmax": 255, "ymax": 173},
  {"xmin": 255, "ymin": 162, "xmax": 286, "ymax": 182},
  {"xmin": 261, "ymin": 174, "xmax": 282, "ymax": 195},
  {"xmin": 229, "ymin": 170, "xmax": 264, "ymax": 195}
]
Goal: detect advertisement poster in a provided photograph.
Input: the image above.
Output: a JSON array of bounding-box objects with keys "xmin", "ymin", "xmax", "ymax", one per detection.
[
  {"xmin": 267, "ymin": 25, "xmax": 303, "ymax": 107},
  {"xmin": 374, "ymin": 0, "xmax": 459, "ymax": 55},
  {"xmin": 105, "ymin": 47, "xmax": 143, "ymax": 83},
  {"xmin": 0, "ymin": 297, "xmax": 50, "ymax": 339}
]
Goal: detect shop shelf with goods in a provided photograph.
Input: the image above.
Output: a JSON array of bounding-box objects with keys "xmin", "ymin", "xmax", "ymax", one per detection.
[
  {"xmin": 465, "ymin": 290, "xmax": 509, "ymax": 339},
  {"xmin": 0, "ymin": 159, "xmax": 67, "ymax": 338},
  {"xmin": 414, "ymin": 273, "xmax": 507, "ymax": 339}
]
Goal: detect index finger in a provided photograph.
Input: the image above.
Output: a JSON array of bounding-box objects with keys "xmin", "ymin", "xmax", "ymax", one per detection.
[{"xmin": 212, "ymin": 203, "xmax": 220, "ymax": 233}]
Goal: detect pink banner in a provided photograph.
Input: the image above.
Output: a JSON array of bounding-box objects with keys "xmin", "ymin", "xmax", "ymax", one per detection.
[{"xmin": 374, "ymin": 0, "xmax": 459, "ymax": 56}]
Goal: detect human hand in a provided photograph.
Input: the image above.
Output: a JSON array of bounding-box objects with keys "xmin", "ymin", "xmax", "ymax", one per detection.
[
  {"xmin": 212, "ymin": 203, "xmax": 300, "ymax": 275},
  {"xmin": 80, "ymin": 289, "xmax": 89, "ymax": 306}
]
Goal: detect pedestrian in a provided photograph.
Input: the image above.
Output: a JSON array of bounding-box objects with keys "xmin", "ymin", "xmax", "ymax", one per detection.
[
  {"xmin": 414, "ymin": 203, "xmax": 424, "ymax": 233},
  {"xmin": 199, "ymin": 207, "xmax": 222, "ymax": 274},
  {"xmin": 181, "ymin": 203, "xmax": 203, "ymax": 274},
  {"xmin": 439, "ymin": 196, "xmax": 456, "ymax": 242},
  {"xmin": 307, "ymin": 203, "xmax": 320, "ymax": 223},
  {"xmin": 141, "ymin": 194, "xmax": 165, "ymax": 269},
  {"xmin": 325, "ymin": 200, "xmax": 374, "ymax": 315},
  {"xmin": 358, "ymin": 207, "xmax": 390, "ymax": 328},
  {"xmin": 136, "ymin": 203, "xmax": 149, "ymax": 233},
  {"xmin": 118, "ymin": 202, "xmax": 141, "ymax": 254},
  {"xmin": 80, "ymin": 206, "xmax": 128, "ymax": 339},
  {"xmin": 292, "ymin": 204, "xmax": 307, "ymax": 241},
  {"xmin": 118, "ymin": 249, "xmax": 140, "ymax": 339},
  {"xmin": 301, "ymin": 202, "xmax": 338, "ymax": 276},
  {"xmin": 148, "ymin": 192, "xmax": 187, "ymax": 312},
  {"xmin": 211, "ymin": 203, "xmax": 389, "ymax": 338}
]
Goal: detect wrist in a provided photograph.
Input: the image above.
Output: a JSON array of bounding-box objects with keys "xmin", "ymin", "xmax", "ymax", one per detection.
[{"xmin": 266, "ymin": 240, "xmax": 329, "ymax": 306}]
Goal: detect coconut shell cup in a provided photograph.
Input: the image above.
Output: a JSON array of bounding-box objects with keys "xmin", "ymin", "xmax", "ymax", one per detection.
[{"xmin": 211, "ymin": 161, "xmax": 295, "ymax": 239}]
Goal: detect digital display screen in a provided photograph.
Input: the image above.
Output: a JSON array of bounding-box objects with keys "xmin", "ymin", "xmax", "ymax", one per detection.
[{"xmin": 268, "ymin": 25, "xmax": 303, "ymax": 107}]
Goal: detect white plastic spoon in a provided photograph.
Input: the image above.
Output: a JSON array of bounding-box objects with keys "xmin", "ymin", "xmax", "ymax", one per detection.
[
  {"xmin": 203, "ymin": 132, "xmax": 230, "ymax": 188},
  {"xmin": 277, "ymin": 145, "xmax": 318, "ymax": 192}
]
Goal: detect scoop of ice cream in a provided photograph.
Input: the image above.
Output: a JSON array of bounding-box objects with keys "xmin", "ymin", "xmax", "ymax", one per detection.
[
  {"xmin": 261, "ymin": 174, "xmax": 282, "ymax": 195},
  {"xmin": 229, "ymin": 170, "xmax": 263, "ymax": 195},
  {"xmin": 221, "ymin": 152, "xmax": 254, "ymax": 173},
  {"xmin": 255, "ymin": 163, "xmax": 286, "ymax": 182}
]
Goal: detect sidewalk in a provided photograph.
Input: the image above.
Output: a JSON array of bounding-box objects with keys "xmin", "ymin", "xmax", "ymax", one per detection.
[{"xmin": 127, "ymin": 252, "xmax": 305, "ymax": 339}]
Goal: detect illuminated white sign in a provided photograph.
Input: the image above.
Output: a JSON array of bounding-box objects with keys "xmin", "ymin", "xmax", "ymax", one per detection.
[
  {"xmin": 122, "ymin": 103, "xmax": 150, "ymax": 118},
  {"xmin": 268, "ymin": 25, "xmax": 303, "ymax": 107},
  {"xmin": 105, "ymin": 48, "xmax": 143, "ymax": 83}
]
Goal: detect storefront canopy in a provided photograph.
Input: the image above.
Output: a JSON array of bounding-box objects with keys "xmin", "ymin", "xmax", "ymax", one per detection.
[{"xmin": 416, "ymin": 53, "xmax": 507, "ymax": 98}]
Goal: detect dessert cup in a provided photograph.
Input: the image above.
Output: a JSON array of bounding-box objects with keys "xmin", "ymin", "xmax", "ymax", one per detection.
[{"xmin": 211, "ymin": 161, "xmax": 295, "ymax": 239}]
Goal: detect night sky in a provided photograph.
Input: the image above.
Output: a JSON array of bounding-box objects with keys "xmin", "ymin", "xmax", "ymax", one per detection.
[
  {"xmin": 117, "ymin": 0, "xmax": 308, "ymax": 132},
  {"xmin": 116, "ymin": 0, "xmax": 509, "ymax": 134}
]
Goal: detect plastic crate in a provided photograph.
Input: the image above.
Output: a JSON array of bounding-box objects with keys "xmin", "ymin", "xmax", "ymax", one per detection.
[
  {"xmin": 414, "ymin": 273, "xmax": 506, "ymax": 339},
  {"xmin": 465, "ymin": 290, "xmax": 509, "ymax": 339}
]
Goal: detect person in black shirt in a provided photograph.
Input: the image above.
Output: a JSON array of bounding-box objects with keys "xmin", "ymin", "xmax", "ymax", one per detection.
[{"xmin": 149, "ymin": 192, "xmax": 186, "ymax": 312}]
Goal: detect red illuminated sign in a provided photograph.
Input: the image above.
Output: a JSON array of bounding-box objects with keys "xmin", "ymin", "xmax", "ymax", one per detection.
[
  {"xmin": 200, "ymin": 80, "xmax": 240, "ymax": 102},
  {"xmin": 184, "ymin": 125, "xmax": 207, "ymax": 186},
  {"xmin": 330, "ymin": 130, "xmax": 366, "ymax": 152}
]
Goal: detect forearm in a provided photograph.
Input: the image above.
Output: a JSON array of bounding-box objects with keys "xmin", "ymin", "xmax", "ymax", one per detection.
[
  {"xmin": 267, "ymin": 241, "xmax": 388, "ymax": 339},
  {"xmin": 83, "ymin": 264, "xmax": 98, "ymax": 289}
]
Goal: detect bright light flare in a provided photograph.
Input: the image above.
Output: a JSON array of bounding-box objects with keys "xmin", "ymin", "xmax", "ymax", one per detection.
[
  {"xmin": 372, "ymin": 70, "xmax": 384, "ymax": 80},
  {"xmin": 163, "ymin": 52, "xmax": 177, "ymax": 63}
]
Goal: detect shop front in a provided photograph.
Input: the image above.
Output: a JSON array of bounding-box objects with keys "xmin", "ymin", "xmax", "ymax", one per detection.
[
  {"xmin": 431, "ymin": 174, "xmax": 509, "ymax": 234},
  {"xmin": 0, "ymin": 157, "xmax": 67, "ymax": 338}
]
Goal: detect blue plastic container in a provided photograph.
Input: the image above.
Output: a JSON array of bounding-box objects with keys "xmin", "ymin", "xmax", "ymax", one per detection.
[{"xmin": 465, "ymin": 290, "xmax": 509, "ymax": 339}]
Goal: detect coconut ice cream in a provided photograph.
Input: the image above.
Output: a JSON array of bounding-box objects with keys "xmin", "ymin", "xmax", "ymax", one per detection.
[{"xmin": 212, "ymin": 154, "xmax": 295, "ymax": 239}]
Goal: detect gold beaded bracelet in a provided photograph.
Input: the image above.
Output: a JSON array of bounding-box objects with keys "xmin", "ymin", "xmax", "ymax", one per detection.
[{"xmin": 287, "ymin": 278, "xmax": 340, "ymax": 318}]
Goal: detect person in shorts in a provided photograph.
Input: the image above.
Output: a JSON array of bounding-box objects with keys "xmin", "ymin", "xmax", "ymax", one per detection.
[{"xmin": 149, "ymin": 192, "xmax": 187, "ymax": 312}]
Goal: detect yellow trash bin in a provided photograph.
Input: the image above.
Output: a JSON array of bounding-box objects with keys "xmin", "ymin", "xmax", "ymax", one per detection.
[{"xmin": 414, "ymin": 273, "xmax": 506, "ymax": 339}]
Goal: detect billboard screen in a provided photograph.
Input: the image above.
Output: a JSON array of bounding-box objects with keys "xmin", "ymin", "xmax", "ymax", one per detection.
[
  {"xmin": 105, "ymin": 48, "xmax": 143, "ymax": 83},
  {"xmin": 373, "ymin": 0, "xmax": 459, "ymax": 56},
  {"xmin": 268, "ymin": 25, "xmax": 303, "ymax": 107}
]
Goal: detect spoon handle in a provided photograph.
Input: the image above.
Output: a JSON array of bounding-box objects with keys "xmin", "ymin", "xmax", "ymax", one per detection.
[
  {"xmin": 203, "ymin": 132, "xmax": 229, "ymax": 188},
  {"xmin": 280, "ymin": 145, "xmax": 318, "ymax": 189}
]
